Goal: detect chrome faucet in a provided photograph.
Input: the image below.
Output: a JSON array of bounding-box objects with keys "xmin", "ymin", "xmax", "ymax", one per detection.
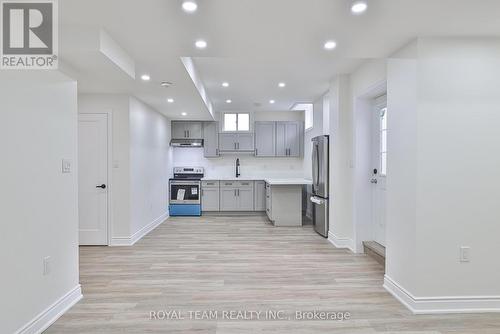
[{"xmin": 236, "ymin": 158, "xmax": 241, "ymax": 178}]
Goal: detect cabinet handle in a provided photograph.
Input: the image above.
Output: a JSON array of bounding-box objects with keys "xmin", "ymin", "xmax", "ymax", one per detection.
[
  {"xmin": 234, "ymin": 189, "xmax": 237, "ymax": 196},
  {"xmin": 238, "ymin": 189, "xmax": 240, "ymax": 196},
  {"xmin": 216, "ymin": 148, "xmax": 219, "ymax": 156},
  {"xmin": 255, "ymin": 149, "xmax": 258, "ymax": 156},
  {"xmin": 187, "ymin": 130, "xmax": 190, "ymax": 138}
]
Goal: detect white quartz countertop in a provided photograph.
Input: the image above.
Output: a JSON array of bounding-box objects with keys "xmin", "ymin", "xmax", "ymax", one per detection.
[
  {"xmin": 264, "ymin": 178, "xmax": 313, "ymax": 185},
  {"xmin": 201, "ymin": 177, "xmax": 312, "ymax": 185}
]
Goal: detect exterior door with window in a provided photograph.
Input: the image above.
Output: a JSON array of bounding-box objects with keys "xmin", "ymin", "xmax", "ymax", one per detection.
[{"xmin": 371, "ymin": 97, "xmax": 387, "ymax": 246}]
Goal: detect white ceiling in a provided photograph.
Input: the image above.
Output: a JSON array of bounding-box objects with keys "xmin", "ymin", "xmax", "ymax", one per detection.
[{"xmin": 59, "ymin": 0, "xmax": 500, "ymax": 120}]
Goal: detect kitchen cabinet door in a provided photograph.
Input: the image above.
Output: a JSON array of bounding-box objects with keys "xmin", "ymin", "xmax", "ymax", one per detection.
[
  {"xmin": 236, "ymin": 133, "xmax": 254, "ymax": 151},
  {"xmin": 285, "ymin": 121, "xmax": 301, "ymax": 157},
  {"xmin": 203, "ymin": 122, "xmax": 219, "ymax": 158},
  {"xmin": 275, "ymin": 122, "xmax": 287, "ymax": 156},
  {"xmin": 265, "ymin": 183, "xmax": 273, "ymax": 220},
  {"xmin": 186, "ymin": 122, "xmax": 203, "ymax": 139},
  {"xmin": 237, "ymin": 187, "xmax": 254, "ymax": 211},
  {"xmin": 219, "ymin": 133, "xmax": 238, "ymax": 151},
  {"xmin": 255, "ymin": 122, "xmax": 276, "ymax": 157},
  {"xmin": 202, "ymin": 186, "xmax": 219, "ymax": 211},
  {"xmin": 220, "ymin": 187, "xmax": 238, "ymax": 211},
  {"xmin": 172, "ymin": 121, "xmax": 188, "ymax": 139},
  {"xmin": 254, "ymin": 181, "xmax": 266, "ymax": 211}
]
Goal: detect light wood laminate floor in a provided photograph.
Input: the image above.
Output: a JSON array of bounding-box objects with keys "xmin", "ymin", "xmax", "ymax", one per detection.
[{"xmin": 47, "ymin": 216, "xmax": 500, "ymax": 333}]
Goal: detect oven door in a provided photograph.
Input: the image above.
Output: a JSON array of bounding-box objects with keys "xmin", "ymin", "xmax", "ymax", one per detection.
[{"xmin": 170, "ymin": 181, "xmax": 201, "ymax": 205}]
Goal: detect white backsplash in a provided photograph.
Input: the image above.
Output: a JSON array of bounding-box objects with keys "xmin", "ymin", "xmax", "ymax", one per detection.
[{"xmin": 172, "ymin": 148, "xmax": 306, "ymax": 179}]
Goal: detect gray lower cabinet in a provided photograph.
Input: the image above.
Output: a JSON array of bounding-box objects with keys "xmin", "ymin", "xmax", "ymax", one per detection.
[
  {"xmin": 172, "ymin": 121, "xmax": 203, "ymax": 139},
  {"xmin": 276, "ymin": 121, "xmax": 302, "ymax": 157},
  {"xmin": 219, "ymin": 133, "xmax": 254, "ymax": 152},
  {"xmin": 254, "ymin": 122, "xmax": 276, "ymax": 157},
  {"xmin": 254, "ymin": 181, "xmax": 266, "ymax": 211},
  {"xmin": 220, "ymin": 184, "xmax": 239, "ymax": 211},
  {"xmin": 201, "ymin": 181, "xmax": 220, "ymax": 211},
  {"xmin": 220, "ymin": 181, "xmax": 254, "ymax": 211},
  {"xmin": 203, "ymin": 122, "xmax": 219, "ymax": 158}
]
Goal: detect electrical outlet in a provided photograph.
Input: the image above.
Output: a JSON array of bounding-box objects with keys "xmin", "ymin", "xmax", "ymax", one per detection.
[
  {"xmin": 43, "ymin": 256, "xmax": 51, "ymax": 275},
  {"xmin": 460, "ymin": 246, "xmax": 471, "ymax": 263}
]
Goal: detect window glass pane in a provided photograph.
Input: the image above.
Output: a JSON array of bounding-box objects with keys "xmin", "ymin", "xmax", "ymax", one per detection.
[
  {"xmin": 381, "ymin": 152, "xmax": 387, "ymax": 176},
  {"xmin": 224, "ymin": 113, "xmax": 237, "ymax": 131},
  {"xmin": 238, "ymin": 113, "xmax": 250, "ymax": 131}
]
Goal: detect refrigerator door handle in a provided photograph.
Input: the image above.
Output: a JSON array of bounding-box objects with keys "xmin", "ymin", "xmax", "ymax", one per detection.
[
  {"xmin": 310, "ymin": 196, "xmax": 324, "ymax": 205},
  {"xmin": 315, "ymin": 144, "xmax": 320, "ymax": 186},
  {"xmin": 312, "ymin": 143, "xmax": 318, "ymax": 191}
]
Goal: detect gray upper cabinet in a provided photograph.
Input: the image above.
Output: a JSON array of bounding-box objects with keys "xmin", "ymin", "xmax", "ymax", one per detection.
[
  {"xmin": 171, "ymin": 121, "xmax": 203, "ymax": 139},
  {"xmin": 276, "ymin": 121, "xmax": 302, "ymax": 157},
  {"xmin": 236, "ymin": 133, "xmax": 254, "ymax": 151},
  {"xmin": 219, "ymin": 133, "xmax": 254, "ymax": 152},
  {"xmin": 219, "ymin": 133, "xmax": 238, "ymax": 151},
  {"xmin": 254, "ymin": 122, "xmax": 276, "ymax": 157},
  {"xmin": 203, "ymin": 122, "xmax": 219, "ymax": 158}
]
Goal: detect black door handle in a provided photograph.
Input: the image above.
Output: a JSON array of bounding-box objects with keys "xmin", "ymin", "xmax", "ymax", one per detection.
[{"xmin": 96, "ymin": 184, "xmax": 106, "ymax": 189}]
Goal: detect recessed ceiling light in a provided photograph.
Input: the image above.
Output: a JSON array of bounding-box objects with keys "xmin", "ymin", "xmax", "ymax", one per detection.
[
  {"xmin": 351, "ymin": 1, "xmax": 368, "ymax": 14},
  {"xmin": 167, "ymin": 98, "xmax": 174, "ymax": 103},
  {"xmin": 222, "ymin": 82, "xmax": 229, "ymax": 87},
  {"xmin": 324, "ymin": 40, "xmax": 337, "ymax": 50},
  {"xmin": 195, "ymin": 40, "xmax": 207, "ymax": 49},
  {"xmin": 269, "ymin": 100, "xmax": 275, "ymax": 104},
  {"xmin": 278, "ymin": 82, "xmax": 286, "ymax": 88},
  {"xmin": 161, "ymin": 81, "xmax": 173, "ymax": 87},
  {"xmin": 181, "ymin": 112, "xmax": 187, "ymax": 116},
  {"xmin": 226, "ymin": 99, "xmax": 232, "ymax": 104},
  {"xmin": 182, "ymin": 1, "xmax": 197, "ymax": 12},
  {"xmin": 141, "ymin": 74, "xmax": 151, "ymax": 81}
]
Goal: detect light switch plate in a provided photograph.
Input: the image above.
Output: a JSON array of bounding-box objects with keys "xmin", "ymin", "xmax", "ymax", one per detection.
[
  {"xmin": 43, "ymin": 256, "xmax": 51, "ymax": 275},
  {"xmin": 460, "ymin": 246, "xmax": 471, "ymax": 263},
  {"xmin": 62, "ymin": 159, "xmax": 72, "ymax": 173}
]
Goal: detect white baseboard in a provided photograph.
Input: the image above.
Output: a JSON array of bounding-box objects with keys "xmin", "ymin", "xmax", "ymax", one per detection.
[
  {"xmin": 327, "ymin": 231, "xmax": 355, "ymax": 252},
  {"xmin": 384, "ymin": 275, "xmax": 500, "ymax": 314},
  {"xmin": 16, "ymin": 284, "xmax": 82, "ymax": 334},
  {"xmin": 111, "ymin": 211, "xmax": 168, "ymax": 246}
]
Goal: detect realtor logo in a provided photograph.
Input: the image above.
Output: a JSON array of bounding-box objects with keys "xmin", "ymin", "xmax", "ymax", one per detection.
[{"xmin": 1, "ymin": 0, "xmax": 58, "ymax": 69}]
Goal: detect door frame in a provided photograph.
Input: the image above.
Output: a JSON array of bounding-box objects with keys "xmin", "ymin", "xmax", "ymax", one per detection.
[
  {"xmin": 352, "ymin": 79, "xmax": 387, "ymax": 253},
  {"xmin": 78, "ymin": 111, "xmax": 113, "ymax": 246},
  {"xmin": 371, "ymin": 95, "xmax": 387, "ymax": 246}
]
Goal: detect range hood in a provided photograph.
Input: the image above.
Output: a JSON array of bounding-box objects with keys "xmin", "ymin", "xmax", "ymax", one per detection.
[{"xmin": 170, "ymin": 139, "xmax": 204, "ymax": 147}]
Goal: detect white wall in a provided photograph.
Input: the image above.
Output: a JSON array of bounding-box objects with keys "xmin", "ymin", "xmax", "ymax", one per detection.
[
  {"xmin": 78, "ymin": 94, "xmax": 132, "ymax": 238},
  {"xmin": 303, "ymin": 97, "xmax": 325, "ymax": 180},
  {"xmin": 0, "ymin": 72, "xmax": 80, "ymax": 333},
  {"xmin": 129, "ymin": 97, "xmax": 171, "ymax": 235},
  {"xmin": 328, "ymin": 75, "xmax": 355, "ymax": 245},
  {"xmin": 386, "ymin": 38, "xmax": 500, "ymax": 310},
  {"xmin": 173, "ymin": 150, "xmax": 304, "ymax": 179}
]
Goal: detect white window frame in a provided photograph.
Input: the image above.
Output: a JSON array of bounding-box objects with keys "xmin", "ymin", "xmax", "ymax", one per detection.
[{"xmin": 221, "ymin": 112, "xmax": 252, "ymax": 133}]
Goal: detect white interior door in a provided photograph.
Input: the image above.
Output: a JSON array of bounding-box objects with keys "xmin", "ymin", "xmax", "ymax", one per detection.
[
  {"xmin": 371, "ymin": 97, "xmax": 387, "ymax": 246},
  {"xmin": 78, "ymin": 113, "xmax": 108, "ymax": 245}
]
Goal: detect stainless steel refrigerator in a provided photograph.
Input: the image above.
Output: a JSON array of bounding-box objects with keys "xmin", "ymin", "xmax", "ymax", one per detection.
[{"xmin": 311, "ymin": 135, "xmax": 329, "ymax": 237}]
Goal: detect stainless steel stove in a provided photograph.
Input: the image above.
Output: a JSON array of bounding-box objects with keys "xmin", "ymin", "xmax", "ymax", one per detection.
[{"xmin": 169, "ymin": 167, "xmax": 204, "ymax": 216}]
